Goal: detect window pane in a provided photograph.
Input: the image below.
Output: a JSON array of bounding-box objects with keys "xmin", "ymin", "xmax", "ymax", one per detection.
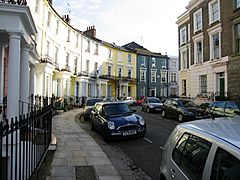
[
  {"xmin": 180, "ymin": 135, "xmax": 211, "ymax": 180},
  {"xmin": 211, "ymin": 148, "xmax": 240, "ymax": 180},
  {"xmin": 173, "ymin": 133, "xmax": 190, "ymax": 165},
  {"xmin": 199, "ymin": 75, "xmax": 207, "ymax": 93}
]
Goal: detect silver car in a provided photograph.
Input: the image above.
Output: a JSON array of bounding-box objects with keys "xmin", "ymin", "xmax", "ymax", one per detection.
[{"xmin": 160, "ymin": 117, "xmax": 240, "ymax": 180}]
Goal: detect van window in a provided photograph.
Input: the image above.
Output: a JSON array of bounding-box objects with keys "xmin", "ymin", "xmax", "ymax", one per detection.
[
  {"xmin": 172, "ymin": 133, "xmax": 212, "ymax": 180},
  {"xmin": 211, "ymin": 148, "xmax": 240, "ymax": 180}
]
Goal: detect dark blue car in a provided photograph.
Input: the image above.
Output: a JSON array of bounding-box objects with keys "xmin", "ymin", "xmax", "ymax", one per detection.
[{"xmin": 90, "ymin": 102, "xmax": 146, "ymax": 141}]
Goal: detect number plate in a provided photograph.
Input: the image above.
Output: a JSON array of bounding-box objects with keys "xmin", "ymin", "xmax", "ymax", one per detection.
[{"xmin": 123, "ymin": 130, "xmax": 137, "ymax": 136}]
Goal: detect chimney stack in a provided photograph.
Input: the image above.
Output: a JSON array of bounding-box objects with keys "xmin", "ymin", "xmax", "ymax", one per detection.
[
  {"xmin": 62, "ymin": 15, "xmax": 71, "ymax": 24},
  {"xmin": 83, "ymin": 25, "xmax": 96, "ymax": 38}
]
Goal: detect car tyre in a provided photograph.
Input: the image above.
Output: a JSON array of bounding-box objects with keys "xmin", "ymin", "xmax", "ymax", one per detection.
[
  {"xmin": 147, "ymin": 107, "xmax": 151, "ymax": 113},
  {"xmin": 178, "ymin": 113, "xmax": 184, "ymax": 122},
  {"xmin": 102, "ymin": 127, "xmax": 109, "ymax": 142},
  {"xmin": 162, "ymin": 110, "xmax": 167, "ymax": 118}
]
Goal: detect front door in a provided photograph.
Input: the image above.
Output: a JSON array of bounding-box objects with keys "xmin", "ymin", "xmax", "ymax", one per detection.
[{"xmin": 150, "ymin": 89, "xmax": 155, "ymax": 97}]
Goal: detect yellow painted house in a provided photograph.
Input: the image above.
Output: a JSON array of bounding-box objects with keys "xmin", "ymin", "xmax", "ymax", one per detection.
[{"xmin": 101, "ymin": 41, "xmax": 137, "ymax": 99}]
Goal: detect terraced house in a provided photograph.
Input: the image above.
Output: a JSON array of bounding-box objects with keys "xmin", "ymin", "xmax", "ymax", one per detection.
[
  {"xmin": 177, "ymin": 0, "xmax": 240, "ymax": 101},
  {"xmin": 123, "ymin": 42, "xmax": 169, "ymax": 98}
]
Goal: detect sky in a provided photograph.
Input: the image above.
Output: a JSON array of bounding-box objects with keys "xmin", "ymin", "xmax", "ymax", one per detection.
[{"xmin": 53, "ymin": 0, "xmax": 190, "ymax": 56}]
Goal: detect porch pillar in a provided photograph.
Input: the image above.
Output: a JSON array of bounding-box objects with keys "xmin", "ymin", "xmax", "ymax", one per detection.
[
  {"xmin": 29, "ymin": 64, "xmax": 35, "ymax": 96},
  {"xmin": 20, "ymin": 45, "xmax": 30, "ymax": 115},
  {"xmin": 7, "ymin": 33, "xmax": 21, "ymax": 119}
]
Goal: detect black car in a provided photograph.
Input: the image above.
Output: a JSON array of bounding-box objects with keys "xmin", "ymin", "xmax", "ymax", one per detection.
[
  {"xmin": 161, "ymin": 99, "xmax": 205, "ymax": 122},
  {"xmin": 205, "ymin": 101, "xmax": 240, "ymax": 117},
  {"xmin": 90, "ymin": 102, "xmax": 146, "ymax": 141},
  {"xmin": 141, "ymin": 97, "xmax": 163, "ymax": 113},
  {"xmin": 83, "ymin": 98, "xmax": 103, "ymax": 120}
]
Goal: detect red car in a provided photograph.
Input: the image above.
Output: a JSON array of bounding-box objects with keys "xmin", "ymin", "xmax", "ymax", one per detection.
[{"xmin": 136, "ymin": 96, "xmax": 146, "ymax": 106}]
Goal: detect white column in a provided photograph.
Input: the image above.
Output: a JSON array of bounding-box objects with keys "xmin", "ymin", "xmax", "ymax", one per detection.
[
  {"xmin": 105, "ymin": 82, "xmax": 108, "ymax": 97},
  {"xmin": 7, "ymin": 33, "xmax": 21, "ymax": 119},
  {"xmin": 20, "ymin": 45, "xmax": 30, "ymax": 115},
  {"xmin": 29, "ymin": 64, "xmax": 35, "ymax": 96}
]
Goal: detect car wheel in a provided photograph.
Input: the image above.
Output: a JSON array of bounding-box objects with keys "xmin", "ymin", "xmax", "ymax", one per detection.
[
  {"xmin": 162, "ymin": 110, "xmax": 167, "ymax": 118},
  {"xmin": 102, "ymin": 127, "xmax": 109, "ymax": 141},
  {"xmin": 147, "ymin": 107, "xmax": 150, "ymax": 113},
  {"xmin": 178, "ymin": 113, "xmax": 184, "ymax": 122}
]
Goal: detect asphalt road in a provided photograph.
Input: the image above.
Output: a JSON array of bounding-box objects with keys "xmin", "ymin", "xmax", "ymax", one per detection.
[
  {"xmin": 110, "ymin": 106, "xmax": 178, "ymax": 179},
  {"xmin": 78, "ymin": 106, "xmax": 179, "ymax": 180}
]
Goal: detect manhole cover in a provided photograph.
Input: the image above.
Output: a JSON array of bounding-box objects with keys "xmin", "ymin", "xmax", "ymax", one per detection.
[{"xmin": 75, "ymin": 166, "xmax": 97, "ymax": 180}]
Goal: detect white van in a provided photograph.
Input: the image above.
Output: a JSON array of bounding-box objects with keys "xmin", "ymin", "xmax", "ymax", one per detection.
[{"xmin": 160, "ymin": 117, "xmax": 240, "ymax": 180}]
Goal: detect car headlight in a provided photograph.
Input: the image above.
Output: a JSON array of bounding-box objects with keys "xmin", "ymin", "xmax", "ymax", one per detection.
[
  {"xmin": 149, "ymin": 105, "xmax": 154, "ymax": 108},
  {"xmin": 107, "ymin": 121, "xmax": 115, "ymax": 130},
  {"xmin": 138, "ymin": 117, "xmax": 145, "ymax": 125}
]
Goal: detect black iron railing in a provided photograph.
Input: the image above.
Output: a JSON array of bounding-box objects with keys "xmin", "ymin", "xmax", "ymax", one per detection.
[{"xmin": 0, "ymin": 105, "xmax": 52, "ymax": 180}]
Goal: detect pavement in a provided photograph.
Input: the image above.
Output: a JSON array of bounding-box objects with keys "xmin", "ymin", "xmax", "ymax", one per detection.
[{"xmin": 48, "ymin": 108, "xmax": 122, "ymax": 180}]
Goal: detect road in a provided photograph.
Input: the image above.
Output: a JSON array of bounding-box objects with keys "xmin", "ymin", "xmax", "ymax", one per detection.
[
  {"xmin": 78, "ymin": 106, "xmax": 178, "ymax": 180},
  {"xmin": 110, "ymin": 106, "xmax": 178, "ymax": 179}
]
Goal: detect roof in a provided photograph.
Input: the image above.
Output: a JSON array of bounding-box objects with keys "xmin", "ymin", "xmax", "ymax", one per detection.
[
  {"xmin": 101, "ymin": 41, "xmax": 135, "ymax": 53},
  {"xmin": 123, "ymin": 42, "xmax": 168, "ymax": 58},
  {"xmin": 181, "ymin": 117, "xmax": 240, "ymax": 149}
]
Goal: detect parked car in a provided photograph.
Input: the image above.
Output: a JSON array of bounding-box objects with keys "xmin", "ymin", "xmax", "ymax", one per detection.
[
  {"xmin": 122, "ymin": 96, "xmax": 136, "ymax": 106},
  {"xmin": 205, "ymin": 101, "xmax": 240, "ymax": 118},
  {"xmin": 83, "ymin": 98, "xmax": 103, "ymax": 120},
  {"xmin": 161, "ymin": 99, "xmax": 206, "ymax": 122},
  {"xmin": 136, "ymin": 96, "xmax": 146, "ymax": 106},
  {"xmin": 141, "ymin": 97, "xmax": 163, "ymax": 113},
  {"xmin": 160, "ymin": 117, "xmax": 240, "ymax": 180},
  {"xmin": 90, "ymin": 102, "xmax": 146, "ymax": 140}
]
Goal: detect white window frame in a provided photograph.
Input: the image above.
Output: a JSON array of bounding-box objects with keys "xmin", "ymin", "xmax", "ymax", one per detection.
[
  {"xmin": 235, "ymin": 23, "xmax": 240, "ymax": 53},
  {"xmin": 118, "ymin": 67, "xmax": 122, "ymax": 77},
  {"xmin": 151, "ymin": 70, "xmax": 156, "ymax": 83},
  {"xmin": 108, "ymin": 65, "xmax": 112, "ymax": 76},
  {"xmin": 128, "ymin": 54, "xmax": 132, "ymax": 64},
  {"xmin": 118, "ymin": 52, "xmax": 122, "ymax": 62},
  {"xmin": 161, "ymin": 71, "xmax": 167, "ymax": 83},
  {"xmin": 180, "ymin": 49, "xmax": 187, "ymax": 70},
  {"xmin": 46, "ymin": 41, "xmax": 50, "ymax": 56},
  {"xmin": 141, "ymin": 56, "xmax": 146, "ymax": 66},
  {"xmin": 35, "ymin": 0, "xmax": 39, "ymax": 13},
  {"xmin": 209, "ymin": 0, "xmax": 220, "ymax": 24},
  {"xmin": 194, "ymin": 8, "xmax": 203, "ymax": 33},
  {"xmin": 140, "ymin": 69, "xmax": 146, "ymax": 82},
  {"xmin": 209, "ymin": 26, "xmax": 222, "ymax": 60},
  {"xmin": 56, "ymin": 20, "xmax": 59, "ymax": 34},
  {"xmin": 54, "ymin": 46, "xmax": 58, "ymax": 63},
  {"xmin": 128, "ymin": 69, "xmax": 132, "ymax": 78},
  {"xmin": 161, "ymin": 59, "xmax": 167, "ymax": 68},
  {"xmin": 199, "ymin": 75, "xmax": 207, "ymax": 94},
  {"xmin": 180, "ymin": 26, "xmax": 187, "ymax": 45},
  {"xmin": 236, "ymin": 0, "xmax": 240, "ymax": 8},
  {"xmin": 152, "ymin": 57, "xmax": 156, "ymax": 67},
  {"xmin": 140, "ymin": 86, "xmax": 145, "ymax": 96},
  {"xmin": 172, "ymin": 61, "xmax": 176, "ymax": 68},
  {"xmin": 194, "ymin": 39, "xmax": 203, "ymax": 64},
  {"xmin": 47, "ymin": 11, "xmax": 51, "ymax": 27},
  {"xmin": 170, "ymin": 72, "xmax": 177, "ymax": 82},
  {"xmin": 108, "ymin": 49, "xmax": 112, "ymax": 59}
]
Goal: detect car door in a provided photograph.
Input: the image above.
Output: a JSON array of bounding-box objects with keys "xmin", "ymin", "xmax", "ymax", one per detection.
[
  {"xmin": 170, "ymin": 100, "xmax": 179, "ymax": 118},
  {"xmin": 163, "ymin": 100, "xmax": 172, "ymax": 117},
  {"xmin": 170, "ymin": 133, "xmax": 212, "ymax": 180},
  {"xmin": 92, "ymin": 104, "xmax": 103, "ymax": 130}
]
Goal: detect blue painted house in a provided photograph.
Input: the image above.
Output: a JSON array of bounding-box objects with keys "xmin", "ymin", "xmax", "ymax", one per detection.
[{"xmin": 123, "ymin": 42, "xmax": 169, "ymax": 99}]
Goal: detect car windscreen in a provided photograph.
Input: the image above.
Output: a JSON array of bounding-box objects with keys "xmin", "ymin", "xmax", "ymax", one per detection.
[
  {"xmin": 148, "ymin": 98, "xmax": 160, "ymax": 103},
  {"xmin": 103, "ymin": 103, "xmax": 131, "ymax": 116},
  {"xmin": 182, "ymin": 101, "xmax": 197, "ymax": 107}
]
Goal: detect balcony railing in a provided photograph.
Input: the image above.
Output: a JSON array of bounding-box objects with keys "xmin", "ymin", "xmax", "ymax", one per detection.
[{"xmin": 78, "ymin": 71, "xmax": 89, "ymax": 77}]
